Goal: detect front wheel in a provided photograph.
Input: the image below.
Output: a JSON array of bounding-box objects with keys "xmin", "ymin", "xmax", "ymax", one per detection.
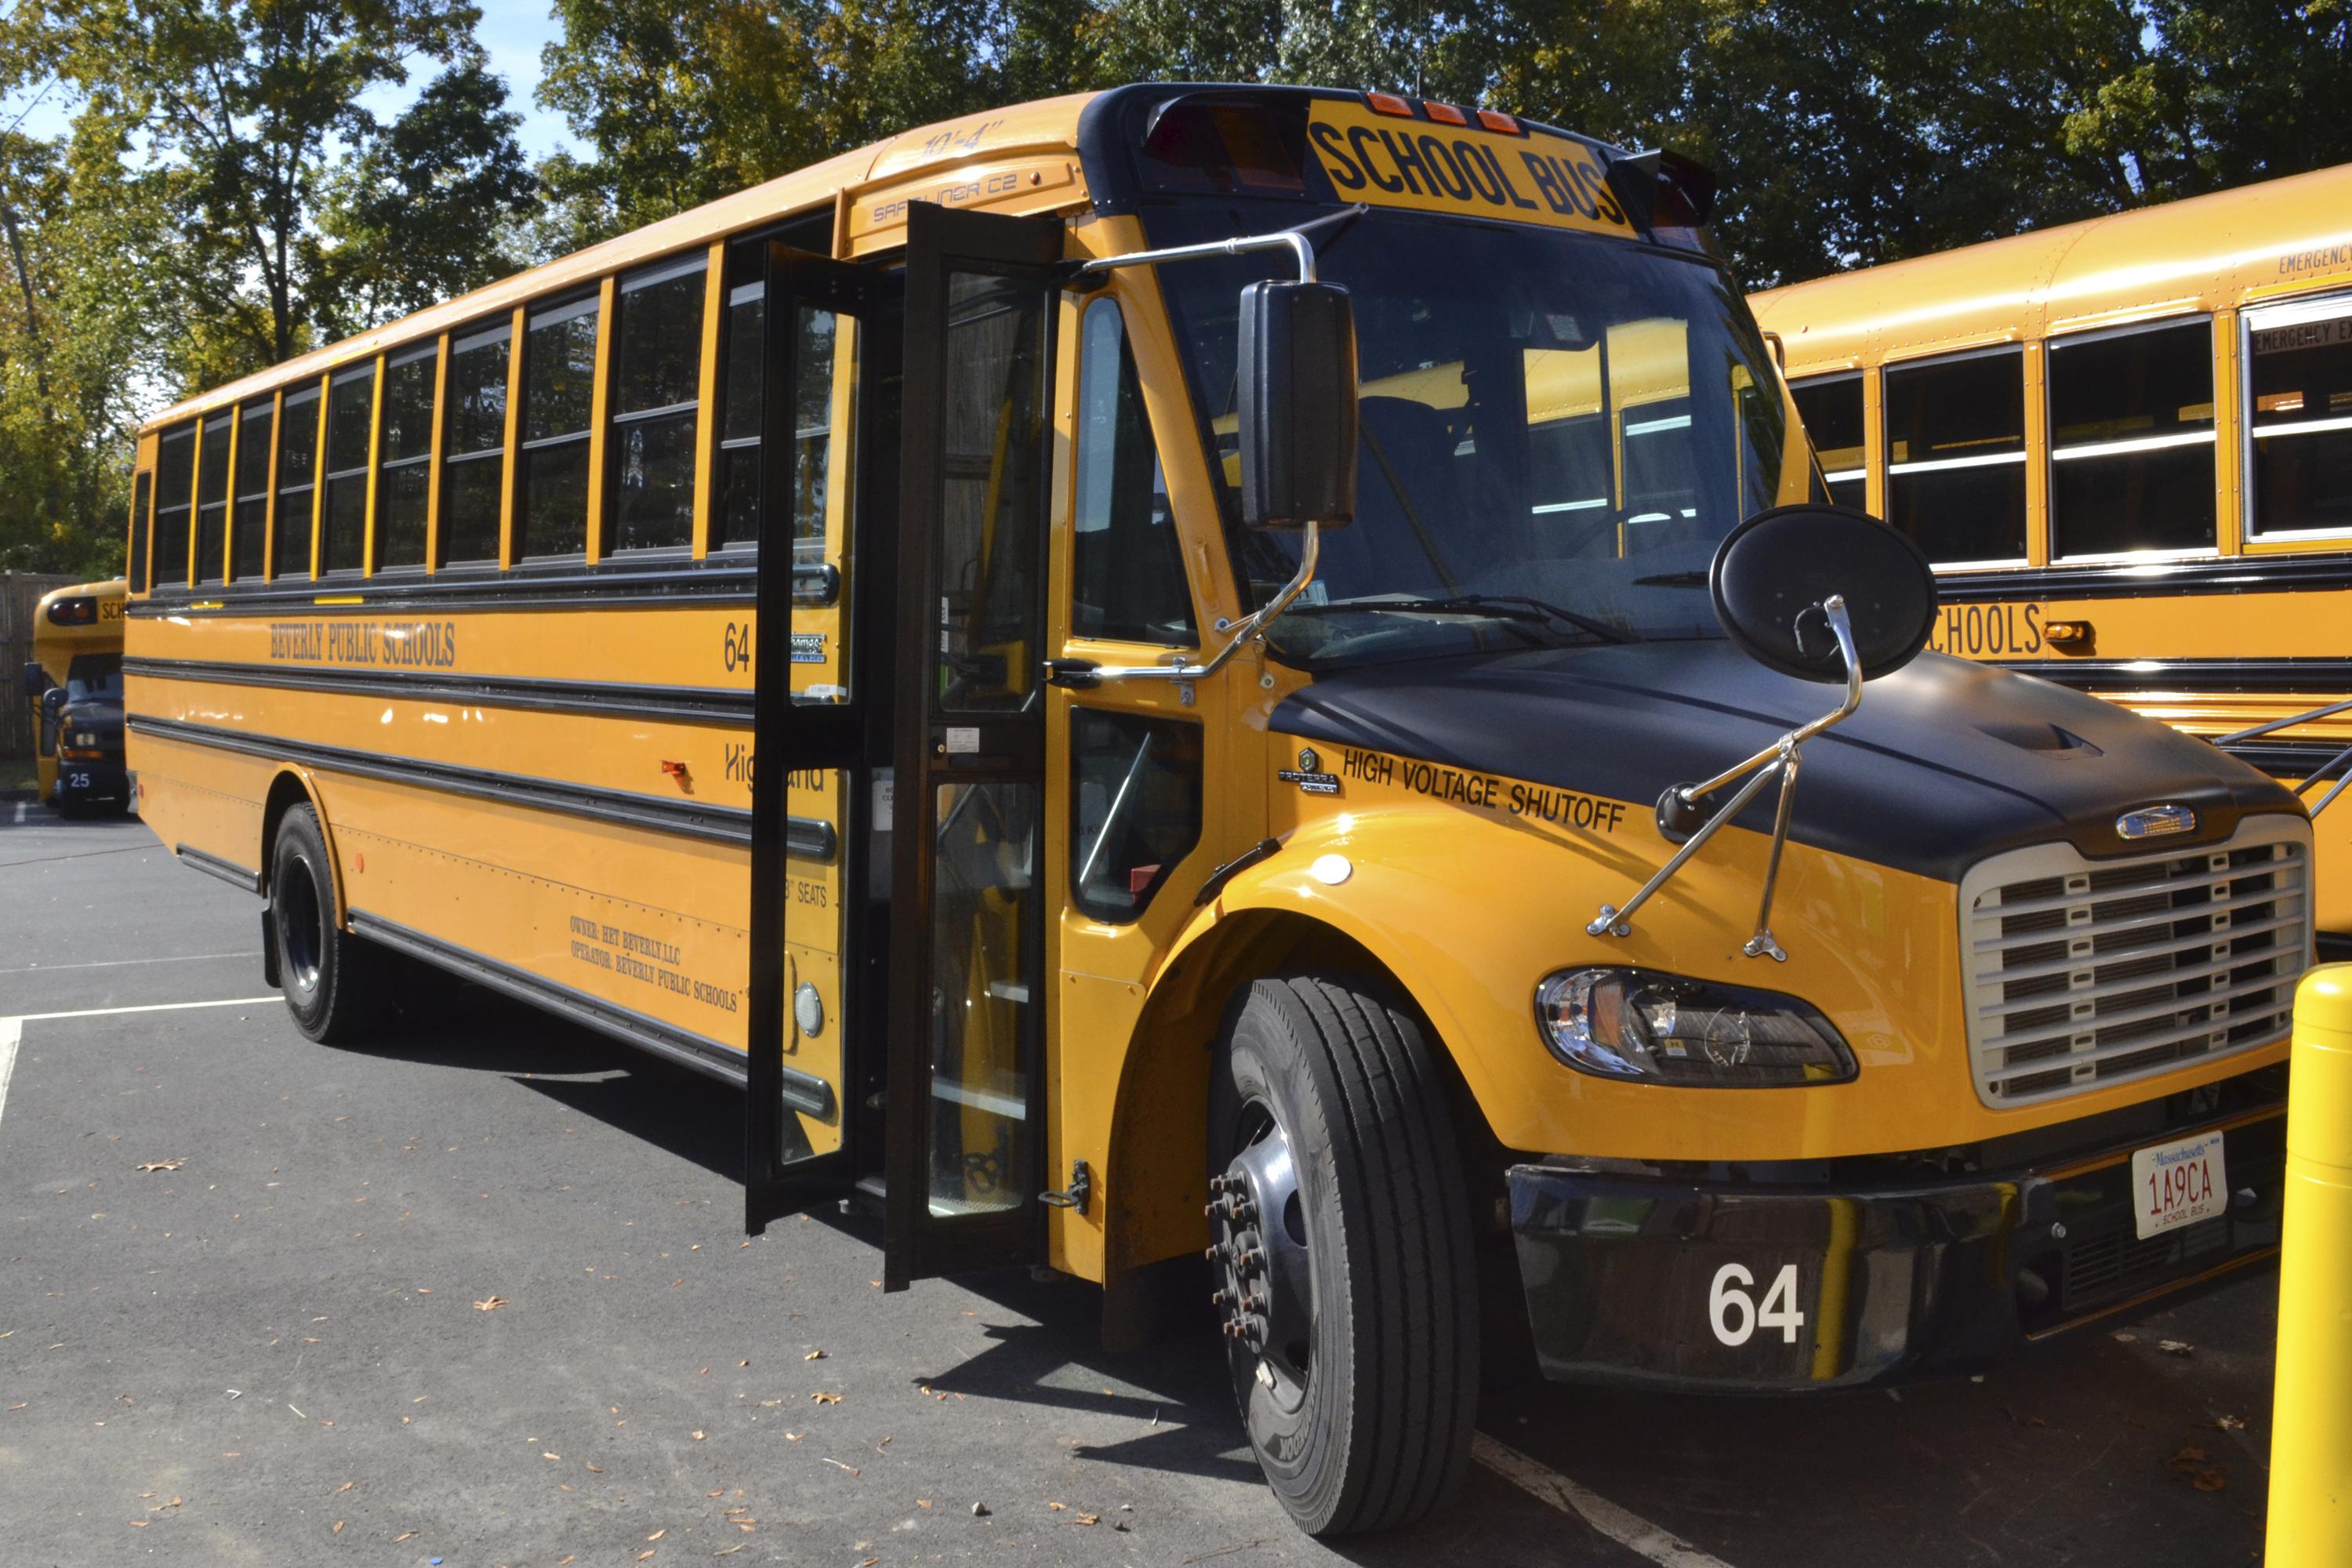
[{"xmin": 1208, "ymin": 975, "xmax": 1479, "ymax": 1535}]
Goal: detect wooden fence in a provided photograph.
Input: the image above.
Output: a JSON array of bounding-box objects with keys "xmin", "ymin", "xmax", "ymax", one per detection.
[{"xmin": 1, "ymin": 571, "xmax": 80, "ymax": 760}]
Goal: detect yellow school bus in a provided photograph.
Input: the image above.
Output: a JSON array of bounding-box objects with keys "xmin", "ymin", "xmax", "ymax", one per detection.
[
  {"xmin": 20, "ymin": 577, "xmax": 128, "ymax": 812},
  {"xmin": 125, "ymin": 85, "xmax": 2314, "ymax": 1534},
  {"xmin": 1751, "ymin": 163, "xmax": 2352, "ymax": 949}
]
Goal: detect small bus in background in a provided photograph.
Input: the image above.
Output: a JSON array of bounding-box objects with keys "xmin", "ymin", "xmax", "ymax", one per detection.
[
  {"xmin": 19, "ymin": 578, "xmax": 129, "ymax": 815},
  {"xmin": 1751, "ymin": 164, "xmax": 2352, "ymax": 951},
  {"xmin": 122, "ymin": 84, "xmax": 2313, "ymax": 1534}
]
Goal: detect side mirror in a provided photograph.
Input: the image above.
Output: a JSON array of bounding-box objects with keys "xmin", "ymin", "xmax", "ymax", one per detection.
[
  {"xmin": 42, "ymin": 686, "xmax": 66, "ymax": 717},
  {"xmin": 1710, "ymin": 504, "xmax": 1936, "ymax": 682},
  {"xmin": 1236, "ymin": 280, "xmax": 1357, "ymax": 530},
  {"xmin": 20, "ymin": 660, "xmax": 45, "ymax": 700}
]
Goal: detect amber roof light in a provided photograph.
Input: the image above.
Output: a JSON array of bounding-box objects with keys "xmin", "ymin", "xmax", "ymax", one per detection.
[{"xmin": 1365, "ymin": 90, "xmax": 1415, "ymax": 118}]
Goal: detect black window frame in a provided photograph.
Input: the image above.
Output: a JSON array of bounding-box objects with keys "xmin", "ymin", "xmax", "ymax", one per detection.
[
  {"xmin": 273, "ymin": 383, "xmax": 323, "ymax": 580},
  {"xmin": 440, "ymin": 318, "xmax": 512, "ymax": 568},
  {"xmin": 1882, "ymin": 345, "xmax": 2030, "ymax": 569},
  {"xmin": 373, "ymin": 341, "xmax": 440, "ymax": 574},
  {"xmin": 321, "ymin": 362, "xmax": 378, "ymax": 576},
  {"xmin": 605, "ymin": 252, "xmax": 707, "ymax": 556},
  {"xmin": 231, "ymin": 395, "xmax": 275, "ymax": 583},
  {"xmin": 151, "ymin": 422, "xmax": 196, "ymax": 590},
  {"xmin": 194, "ymin": 411, "xmax": 234, "ymax": 586},
  {"xmin": 1789, "ymin": 371, "xmax": 1867, "ymax": 515},
  {"xmin": 2243, "ymin": 292, "xmax": 2352, "ymax": 543},
  {"xmin": 127, "ymin": 469, "xmax": 151, "ymax": 593},
  {"xmin": 1070, "ymin": 294, "xmax": 1197, "ymax": 647},
  {"xmin": 517, "ymin": 292, "xmax": 601, "ymax": 561}
]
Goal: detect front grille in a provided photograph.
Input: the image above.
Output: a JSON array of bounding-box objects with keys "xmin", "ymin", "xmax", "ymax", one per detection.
[{"xmin": 1958, "ymin": 816, "xmax": 2310, "ymax": 1107}]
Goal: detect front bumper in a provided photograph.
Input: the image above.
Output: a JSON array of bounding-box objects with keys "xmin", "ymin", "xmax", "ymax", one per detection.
[
  {"xmin": 53, "ymin": 754, "xmax": 128, "ymax": 807},
  {"xmin": 1508, "ymin": 1109, "xmax": 2284, "ymax": 1392}
]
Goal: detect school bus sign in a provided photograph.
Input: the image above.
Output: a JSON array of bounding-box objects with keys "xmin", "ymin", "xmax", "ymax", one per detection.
[{"xmin": 1305, "ymin": 99, "xmax": 1638, "ymax": 239}]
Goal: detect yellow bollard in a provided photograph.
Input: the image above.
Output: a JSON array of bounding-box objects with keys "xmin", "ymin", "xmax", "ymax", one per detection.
[{"xmin": 2270, "ymin": 963, "xmax": 2352, "ymax": 1566}]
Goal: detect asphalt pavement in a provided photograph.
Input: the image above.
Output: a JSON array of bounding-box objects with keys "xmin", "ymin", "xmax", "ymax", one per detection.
[{"xmin": 0, "ymin": 799, "xmax": 2281, "ymax": 1566}]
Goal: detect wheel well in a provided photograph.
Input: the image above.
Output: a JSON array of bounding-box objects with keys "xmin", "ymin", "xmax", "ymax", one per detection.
[
  {"xmin": 258, "ymin": 771, "xmax": 321, "ymax": 904},
  {"xmin": 1103, "ymin": 911, "xmax": 1510, "ymax": 1296}
]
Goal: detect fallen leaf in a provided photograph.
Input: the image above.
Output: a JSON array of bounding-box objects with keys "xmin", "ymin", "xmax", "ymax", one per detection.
[
  {"xmin": 823, "ymin": 1458, "xmax": 861, "ymax": 1475},
  {"xmin": 692, "ymin": 1430, "xmax": 706, "ymax": 1441},
  {"xmin": 2159, "ymin": 1339, "xmax": 2195, "ymax": 1358},
  {"xmin": 126, "ymin": 1520, "xmax": 147, "ymax": 1528},
  {"xmin": 1076, "ymin": 1513, "xmax": 1100, "ymax": 1526},
  {"xmin": 136, "ymin": 1159, "xmax": 186, "ymax": 1174},
  {"xmin": 1048, "ymin": 1501, "xmax": 1068, "ymax": 1512},
  {"xmin": 586, "ymin": 1464, "xmax": 601, "ymax": 1473},
  {"xmin": 637, "ymin": 1553, "xmax": 655, "ymax": 1563},
  {"xmin": 394, "ymin": 1531, "xmax": 416, "ymax": 1542},
  {"xmin": 474, "ymin": 1296, "xmax": 508, "ymax": 1312},
  {"xmin": 811, "ymin": 1392, "xmax": 840, "ymax": 1405},
  {"xmin": 543, "ymin": 1451, "xmax": 561, "ymax": 1461},
  {"xmin": 332, "ymin": 1520, "xmax": 345, "ymax": 1534},
  {"xmin": 647, "ymin": 1528, "xmax": 666, "ymax": 1541},
  {"xmin": 2216, "ymin": 1415, "xmax": 2247, "ymax": 1431},
  {"xmin": 334, "ymin": 1481, "xmax": 353, "ymax": 1494},
  {"xmin": 805, "ymin": 1350, "xmax": 826, "ymax": 1361}
]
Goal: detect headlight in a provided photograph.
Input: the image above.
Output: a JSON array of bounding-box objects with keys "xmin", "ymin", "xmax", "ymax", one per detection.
[
  {"xmin": 73, "ymin": 731, "xmax": 97, "ymax": 747},
  {"xmin": 1534, "ymin": 967, "xmax": 1857, "ymax": 1087}
]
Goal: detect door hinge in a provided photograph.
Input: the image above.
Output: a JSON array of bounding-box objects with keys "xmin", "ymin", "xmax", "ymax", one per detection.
[{"xmin": 1040, "ymin": 1159, "xmax": 1091, "ymax": 1215}]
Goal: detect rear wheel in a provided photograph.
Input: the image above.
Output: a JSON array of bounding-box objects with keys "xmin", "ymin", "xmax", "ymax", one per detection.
[
  {"xmin": 270, "ymin": 804, "xmax": 383, "ymax": 1043},
  {"xmin": 1208, "ymin": 975, "xmax": 1478, "ymax": 1535}
]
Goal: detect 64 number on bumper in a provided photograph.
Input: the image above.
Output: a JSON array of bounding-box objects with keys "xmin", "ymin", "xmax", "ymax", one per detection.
[{"xmin": 1708, "ymin": 1263, "xmax": 1806, "ymax": 1347}]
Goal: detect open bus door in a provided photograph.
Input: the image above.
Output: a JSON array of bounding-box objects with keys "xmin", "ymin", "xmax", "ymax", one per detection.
[
  {"xmin": 746, "ymin": 242, "xmax": 874, "ymax": 1231},
  {"xmin": 882, "ymin": 205, "xmax": 1064, "ymax": 1288}
]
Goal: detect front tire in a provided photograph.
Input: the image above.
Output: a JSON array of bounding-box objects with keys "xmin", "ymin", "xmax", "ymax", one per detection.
[
  {"xmin": 1208, "ymin": 975, "xmax": 1478, "ymax": 1535},
  {"xmin": 270, "ymin": 804, "xmax": 383, "ymax": 1043}
]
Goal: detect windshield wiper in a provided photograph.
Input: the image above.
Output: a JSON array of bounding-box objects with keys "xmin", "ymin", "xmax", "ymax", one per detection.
[
  {"xmin": 1632, "ymin": 571, "xmax": 1708, "ymax": 588},
  {"xmin": 1287, "ymin": 593, "xmax": 1634, "ymax": 644}
]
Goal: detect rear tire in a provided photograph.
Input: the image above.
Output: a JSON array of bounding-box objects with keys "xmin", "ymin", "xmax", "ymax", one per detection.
[
  {"xmin": 270, "ymin": 804, "xmax": 383, "ymax": 1044},
  {"xmin": 1208, "ymin": 975, "xmax": 1479, "ymax": 1535}
]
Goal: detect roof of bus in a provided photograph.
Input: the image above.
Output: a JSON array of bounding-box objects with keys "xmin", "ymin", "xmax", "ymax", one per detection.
[
  {"xmin": 143, "ymin": 92, "xmax": 1105, "ymax": 433},
  {"xmin": 1750, "ymin": 161, "xmax": 2352, "ymax": 376},
  {"xmin": 37, "ymin": 577, "xmax": 126, "ymax": 608}
]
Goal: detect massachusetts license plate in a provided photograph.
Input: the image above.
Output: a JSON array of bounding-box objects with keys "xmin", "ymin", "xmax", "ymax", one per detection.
[{"xmin": 2130, "ymin": 1132, "xmax": 2227, "ymax": 1241}]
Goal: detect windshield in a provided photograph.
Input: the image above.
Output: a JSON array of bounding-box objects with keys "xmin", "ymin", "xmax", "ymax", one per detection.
[
  {"xmin": 1152, "ymin": 211, "xmax": 1810, "ymax": 666},
  {"xmin": 65, "ymin": 653, "xmax": 123, "ymax": 705}
]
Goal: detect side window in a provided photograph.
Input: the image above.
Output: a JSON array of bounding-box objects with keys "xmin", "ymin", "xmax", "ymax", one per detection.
[
  {"xmin": 274, "ymin": 385, "xmax": 321, "ymax": 579},
  {"xmin": 2049, "ymin": 320, "xmax": 2215, "ymax": 558},
  {"xmin": 153, "ymin": 423, "xmax": 194, "ymax": 587},
  {"xmin": 232, "ymin": 398, "xmax": 273, "ymax": 582},
  {"xmin": 2247, "ymin": 299, "xmax": 2352, "ymax": 539},
  {"xmin": 715, "ymin": 278, "xmax": 764, "ymax": 548},
  {"xmin": 609, "ymin": 256, "xmax": 705, "ymax": 552},
  {"xmin": 322, "ymin": 364, "xmax": 376, "ymax": 573},
  {"xmin": 1069, "ymin": 709, "xmax": 1203, "ymax": 922},
  {"xmin": 1883, "ymin": 348, "xmax": 2026, "ymax": 565},
  {"xmin": 1791, "ymin": 375, "xmax": 1866, "ymax": 513},
  {"xmin": 376, "ymin": 343, "xmax": 438, "ymax": 571},
  {"xmin": 520, "ymin": 296, "xmax": 599, "ymax": 559},
  {"xmin": 195, "ymin": 413, "xmax": 232, "ymax": 584},
  {"xmin": 1073, "ymin": 299, "xmax": 1196, "ymax": 644},
  {"xmin": 441, "ymin": 322, "xmax": 510, "ymax": 564},
  {"xmin": 127, "ymin": 470, "xmax": 151, "ymax": 593}
]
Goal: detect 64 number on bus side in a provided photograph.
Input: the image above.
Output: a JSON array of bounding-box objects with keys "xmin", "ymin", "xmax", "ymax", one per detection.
[{"xmin": 1709, "ymin": 1262, "xmax": 1806, "ymax": 1346}]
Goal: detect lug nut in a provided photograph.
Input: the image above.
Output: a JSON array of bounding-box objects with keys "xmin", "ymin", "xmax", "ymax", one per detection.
[
  {"xmin": 1238, "ymin": 1247, "xmax": 1265, "ymax": 1272},
  {"xmin": 1203, "ymin": 1243, "xmax": 1222, "ymax": 1261}
]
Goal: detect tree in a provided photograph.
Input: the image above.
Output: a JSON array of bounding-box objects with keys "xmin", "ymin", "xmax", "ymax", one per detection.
[{"xmin": 1, "ymin": 0, "xmax": 519, "ymax": 376}]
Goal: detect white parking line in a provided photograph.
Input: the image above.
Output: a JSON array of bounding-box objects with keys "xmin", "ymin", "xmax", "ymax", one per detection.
[
  {"xmin": 0, "ymin": 951, "xmax": 260, "ymax": 975},
  {"xmin": 0, "ymin": 1017, "xmax": 18, "ymax": 1131},
  {"xmin": 10, "ymin": 996, "xmax": 281, "ymax": 1024},
  {"xmin": 1473, "ymin": 1433, "xmax": 1737, "ymax": 1568}
]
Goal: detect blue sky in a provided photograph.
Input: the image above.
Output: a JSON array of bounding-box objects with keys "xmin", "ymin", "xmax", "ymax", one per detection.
[{"xmin": 2, "ymin": 4, "xmax": 583, "ymax": 158}]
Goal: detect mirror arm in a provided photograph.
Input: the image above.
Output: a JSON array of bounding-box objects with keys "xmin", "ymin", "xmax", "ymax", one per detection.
[
  {"xmin": 1069, "ymin": 521, "xmax": 1321, "ymax": 685},
  {"xmin": 1074, "ymin": 228, "xmax": 1317, "ymax": 285},
  {"xmin": 1588, "ymin": 597, "xmax": 1861, "ymax": 960}
]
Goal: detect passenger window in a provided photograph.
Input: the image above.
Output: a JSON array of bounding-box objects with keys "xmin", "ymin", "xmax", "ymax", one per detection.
[
  {"xmin": 2247, "ymin": 299, "xmax": 2352, "ymax": 538},
  {"xmin": 195, "ymin": 413, "xmax": 232, "ymax": 583},
  {"xmin": 714, "ymin": 278, "xmax": 764, "ymax": 548},
  {"xmin": 2049, "ymin": 321, "xmax": 2215, "ymax": 557},
  {"xmin": 441, "ymin": 323, "xmax": 510, "ymax": 564},
  {"xmin": 936, "ymin": 270, "xmax": 1047, "ymax": 713},
  {"xmin": 1069, "ymin": 708, "xmax": 1203, "ymax": 922},
  {"xmin": 610, "ymin": 256, "xmax": 705, "ymax": 552},
  {"xmin": 153, "ymin": 423, "xmax": 194, "ymax": 586},
  {"xmin": 1791, "ymin": 375, "xmax": 1866, "ymax": 512},
  {"xmin": 520, "ymin": 296, "xmax": 599, "ymax": 558},
  {"xmin": 232, "ymin": 398, "xmax": 273, "ymax": 582},
  {"xmin": 1883, "ymin": 348, "xmax": 2026, "ymax": 565},
  {"xmin": 127, "ymin": 470, "xmax": 151, "ymax": 592},
  {"xmin": 274, "ymin": 385, "xmax": 321, "ymax": 579},
  {"xmin": 321, "ymin": 364, "xmax": 376, "ymax": 573},
  {"xmin": 1073, "ymin": 299, "xmax": 1194, "ymax": 644},
  {"xmin": 376, "ymin": 344, "xmax": 438, "ymax": 570}
]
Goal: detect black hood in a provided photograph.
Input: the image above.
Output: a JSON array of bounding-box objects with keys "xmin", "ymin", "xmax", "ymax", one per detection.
[
  {"xmin": 1273, "ymin": 643, "xmax": 2303, "ymax": 881},
  {"xmin": 63, "ymin": 697, "xmax": 123, "ymax": 736}
]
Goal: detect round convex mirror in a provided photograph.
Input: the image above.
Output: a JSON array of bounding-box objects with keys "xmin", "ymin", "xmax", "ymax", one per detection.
[{"xmin": 1708, "ymin": 504, "xmax": 1937, "ymax": 683}]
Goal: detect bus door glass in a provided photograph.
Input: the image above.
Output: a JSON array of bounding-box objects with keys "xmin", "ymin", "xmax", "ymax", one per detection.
[
  {"xmin": 884, "ymin": 205, "xmax": 1062, "ymax": 1287},
  {"xmin": 747, "ymin": 245, "xmax": 873, "ymax": 1229}
]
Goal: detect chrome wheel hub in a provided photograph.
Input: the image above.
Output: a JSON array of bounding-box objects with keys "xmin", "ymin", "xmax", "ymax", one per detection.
[{"xmin": 1207, "ymin": 1102, "xmax": 1315, "ymax": 1403}]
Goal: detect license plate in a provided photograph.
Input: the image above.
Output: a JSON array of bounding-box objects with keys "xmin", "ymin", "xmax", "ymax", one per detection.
[{"xmin": 2130, "ymin": 1132, "xmax": 2227, "ymax": 1241}]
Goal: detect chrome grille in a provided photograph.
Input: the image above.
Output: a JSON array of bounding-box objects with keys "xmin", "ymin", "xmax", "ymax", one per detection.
[{"xmin": 1958, "ymin": 816, "xmax": 2310, "ymax": 1106}]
